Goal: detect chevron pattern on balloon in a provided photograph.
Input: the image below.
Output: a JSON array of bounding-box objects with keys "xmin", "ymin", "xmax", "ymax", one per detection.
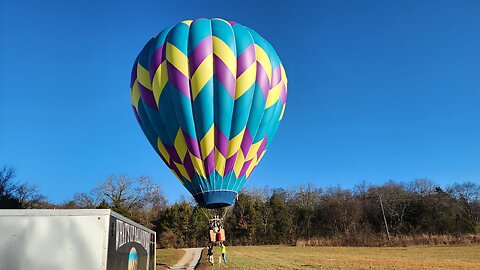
[{"xmin": 130, "ymin": 18, "xmax": 288, "ymax": 208}]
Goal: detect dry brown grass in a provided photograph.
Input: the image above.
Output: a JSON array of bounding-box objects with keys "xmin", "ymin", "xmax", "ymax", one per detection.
[
  {"xmin": 197, "ymin": 244, "xmax": 480, "ymax": 269},
  {"xmin": 296, "ymin": 233, "xmax": 480, "ymax": 247}
]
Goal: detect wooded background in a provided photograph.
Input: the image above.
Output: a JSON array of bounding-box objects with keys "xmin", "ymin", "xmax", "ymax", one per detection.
[{"xmin": 1, "ymin": 166, "xmax": 479, "ymax": 247}]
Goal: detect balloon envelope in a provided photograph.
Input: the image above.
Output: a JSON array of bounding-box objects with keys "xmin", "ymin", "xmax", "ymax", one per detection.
[{"xmin": 130, "ymin": 18, "xmax": 288, "ymax": 208}]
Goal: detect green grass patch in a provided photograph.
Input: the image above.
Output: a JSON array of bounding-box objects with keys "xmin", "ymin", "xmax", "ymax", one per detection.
[{"xmin": 156, "ymin": 248, "xmax": 185, "ymax": 269}]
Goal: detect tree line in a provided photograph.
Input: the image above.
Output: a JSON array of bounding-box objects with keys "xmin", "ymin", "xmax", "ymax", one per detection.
[
  {"xmin": 154, "ymin": 180, "xmax": 479, "ymax": 247},
  {"xmin": 1, "ymin": 165, "xmax": 479, "ymax": 247}
]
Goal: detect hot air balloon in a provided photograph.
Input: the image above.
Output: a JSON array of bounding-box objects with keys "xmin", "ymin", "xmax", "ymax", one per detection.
[{"xmin": 130, "ymin": 18, "xmax": 288, "ymax": 209}]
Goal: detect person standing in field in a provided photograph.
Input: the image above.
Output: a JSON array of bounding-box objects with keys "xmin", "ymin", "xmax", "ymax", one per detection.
[
  {"xmin": 207, "ymin": 244, "xmax": 214, "ymax": 265},
  {"xmin": 220, "ymin": 243, "xmax": 227, "ymax": 264}
]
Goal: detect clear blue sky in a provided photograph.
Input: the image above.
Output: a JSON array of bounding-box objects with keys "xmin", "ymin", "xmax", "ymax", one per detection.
[{"xmin": 1, "ymin": 0, "xmax": 479, "ymax": 203}]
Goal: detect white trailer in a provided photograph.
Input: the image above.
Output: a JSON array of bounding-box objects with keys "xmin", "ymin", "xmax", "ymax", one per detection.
[{"xmin": 0, "ymin": 209, "xmax": 156, "ymax": 270}]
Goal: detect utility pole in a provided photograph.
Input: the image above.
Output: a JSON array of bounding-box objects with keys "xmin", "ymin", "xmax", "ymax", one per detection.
[{"xmin": 379, "ymin": 194, "xmax": 391, "ymax": 241}]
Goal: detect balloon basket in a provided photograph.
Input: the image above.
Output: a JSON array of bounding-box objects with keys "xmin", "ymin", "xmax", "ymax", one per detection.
[{"xmin": 209, "ymin": 215, "xmax": 226, "ymax": 243}]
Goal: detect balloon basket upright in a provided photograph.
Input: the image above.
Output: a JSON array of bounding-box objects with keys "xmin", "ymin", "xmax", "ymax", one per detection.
[{"xmin": 208, "ymin": 214, "xmax": 226, "ymax": 243}]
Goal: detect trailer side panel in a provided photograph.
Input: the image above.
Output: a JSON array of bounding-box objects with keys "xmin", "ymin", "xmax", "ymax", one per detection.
[
  {"xmin": 107, "ymin": 214, "xmax": 156, "ymax": 270},
  {"xmin": 0, "ymin": 211, "xmax": 108, "ymax": 270}
]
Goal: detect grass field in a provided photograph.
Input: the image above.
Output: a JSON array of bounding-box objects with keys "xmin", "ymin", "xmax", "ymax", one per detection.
[
  {"xmin": 197, "ymin": 245, "xmax": 480, "ymax": 269},
  {"xmin": 156, "ymin": 248, "xmax": 185, "ymax": 269}
]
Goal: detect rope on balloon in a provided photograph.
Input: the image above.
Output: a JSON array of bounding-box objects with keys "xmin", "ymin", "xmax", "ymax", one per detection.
[
  {"xmin": 199, "ymin": 206, "xmax": 211, "ymax": 221},
  {"xmin": 221, "ymin": 205, "xmax": 233, "ymax": 220}
]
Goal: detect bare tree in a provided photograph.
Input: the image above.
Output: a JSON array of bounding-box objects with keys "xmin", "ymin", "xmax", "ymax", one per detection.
[
  {"xmin": 0, "ymin": 166, "xmax": 16, "ymax": 198},
  {"xmin": 1, "ymin": 166, "xmax": 46, "ymax": 209},
  {"xmin": 408, "ymin": 178, "xmax": 437, "ymax": 195},
  {"xmin": 369, "ymin": 181, "xmax": 412, "ymax": 235},
  {"xmin": 14, "ymin": 182, "xmax": 46, "ymax": 209},
  {"xmin": 93, "ymin": 175, "xmax": 163, "ymax": 211},
  {"xmin": 71, "ymin": 175, "xmax": 166, "ymax": 227},
  {"xmin": 447, "ymin": 182, "xmax": 480, "ymax": 224},
  {"xmin": 73, "ymin": 192, "xmax": 99, "ymax": 208},
  {"xmin": 447, "ymin": 182, "xmax": 480, "ymax": 202}
]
